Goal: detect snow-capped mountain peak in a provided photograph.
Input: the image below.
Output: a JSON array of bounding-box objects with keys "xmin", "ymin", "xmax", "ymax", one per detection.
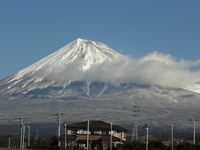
[
  {"xmin": 33, "ymin": 38, "xmax": 122, "ymax": 71},
  {"xmin": 62, "ymin": 38, "xmax": 121, "ymax": 71},
  {"xmin": 7, "ymin": 38, "xmax": 123, "ymax": 83}
]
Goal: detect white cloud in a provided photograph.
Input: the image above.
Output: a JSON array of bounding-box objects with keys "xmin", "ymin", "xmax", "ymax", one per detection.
[
  {"xmin": 81, "ymin": 51, "xmax": 200, "ymax": 88},
  {"xmin": 34, "ymin": 51, "xmax": 200, "ymax": 89},
  {"xmin": 137, "ymin": 52, "xmax": 200, "ymax": 87}
]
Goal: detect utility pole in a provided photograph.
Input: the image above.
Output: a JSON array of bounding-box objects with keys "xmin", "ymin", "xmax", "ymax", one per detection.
[
  {"xmin": 170, "ymin": 125, "xmax": 173, "ymax": 150},
  {"xmin": 146, "ymin": 128, "xmax": 149, "ymax": 150},
  {"xmin": 143, "ymin": 124, "xmax": 149, "ymax": 150},
  {"xmin": 191, "ymin": 118, "xmax": 198, "ymax": 144},
  {"xmin": 63, "ymin": 123, "xmax": 67, "ymax": 150},
  {"xmin": 27, "ymin": 125, "xmax": 30, "ymax": 148},
  {"xmin": 87, "ymin": 120, "xmax": 90, "ymax": 150},
  {"xmin": 22, "ymin": 125, "xmax": 25, "ymax": 150},
  {"xmin": 8, "ymin": 138, "xmax": 11, "ymax": 149},
  {"xmin": 110, "ymin": 122, "xmax": 113, "ymax": 150},
  {"xmin": 19, "ymin": 118, "xmax": 24, "ymax": 150},
  {"xmin": 131, "ymin": 105, "xmax": 139, "ymax": 141},
  {"xmin": 36, "ymin": 129, "xmax": 39, "ymax": 140},
  {"xmin": 56, "ymin": 113, "xmax": 63, "ymax": 148}
]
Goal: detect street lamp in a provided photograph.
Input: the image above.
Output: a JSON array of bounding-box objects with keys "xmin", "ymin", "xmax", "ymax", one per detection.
[{"xmin": 143, "ymin": 124, "xmax": 149, "ymax": 150}]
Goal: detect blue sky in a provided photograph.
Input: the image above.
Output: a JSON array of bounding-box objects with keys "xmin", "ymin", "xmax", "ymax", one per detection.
[{"xmin": 0, "ymin": 0, "xmax": 200, "ymax": 80}]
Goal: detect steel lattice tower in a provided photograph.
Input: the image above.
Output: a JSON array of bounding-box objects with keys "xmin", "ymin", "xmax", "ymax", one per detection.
[{"xmin": 131, "ymin": 105, "xmax": 140, "ymax": 141}]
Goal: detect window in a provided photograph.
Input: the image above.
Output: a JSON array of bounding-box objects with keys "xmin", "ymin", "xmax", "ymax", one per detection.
[
  {"xmin": 102, "ymin": 131, "xmax": 107, "ymax": 135},
  {"xmin": 93, "ymin": 131, "xmax": 101, "ymax": 135},
  {"xmin": 71, "ymin": 130, "xmax": 77, "ymax": 134}
]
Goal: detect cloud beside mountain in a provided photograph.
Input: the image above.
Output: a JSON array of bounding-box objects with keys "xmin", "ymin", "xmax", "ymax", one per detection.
[
  {"xmin": 34, "ymin": 49, "xmax": 200, "ymax": 89},
  {"xmin": 135, "ymin": 51, "xmax": 200, "ymax": 88}
]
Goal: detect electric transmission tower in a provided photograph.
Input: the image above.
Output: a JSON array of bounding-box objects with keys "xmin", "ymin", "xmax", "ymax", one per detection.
[{"xmin": 131, "ymin": 105, "xmax": 140, "ymax": 141}]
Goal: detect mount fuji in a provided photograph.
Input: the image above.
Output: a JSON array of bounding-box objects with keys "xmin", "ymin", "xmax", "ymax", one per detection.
[{"xmin": 0, "ymin": 38, "xmax": 200, "ymax": 128}]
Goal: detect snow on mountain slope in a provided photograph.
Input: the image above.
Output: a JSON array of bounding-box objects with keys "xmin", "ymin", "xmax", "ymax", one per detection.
[
  {"xmin": 6, "ymin": 38, "xmax": 123, "ymax": 83},
  {"xmin": 1, "ymin": 39, "xmax": 129, "ymax": 94},
  {"xmin": 186, "ymin": 83, "xmax": 200, "ymax": 93}
]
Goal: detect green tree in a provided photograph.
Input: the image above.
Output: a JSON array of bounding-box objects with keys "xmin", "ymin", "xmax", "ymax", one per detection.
[
  {"xmin": 176, "ymin": 142, "xmax": 195, "ymax": 150},
  {"xmin": 149, "ymin": 140, "xmax": 167, "ymax": 150},
  {"xmin": 120, "ymin": 140, "xmax": 145, "ymax": 150}
]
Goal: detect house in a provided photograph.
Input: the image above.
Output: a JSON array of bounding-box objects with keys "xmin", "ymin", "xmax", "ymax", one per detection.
[{"xmin": 61, "ymin": 120, "xmax": 128, "ymax": 150}]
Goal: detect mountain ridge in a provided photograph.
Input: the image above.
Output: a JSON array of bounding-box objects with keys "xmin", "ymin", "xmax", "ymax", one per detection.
[{"xmin": 1, "ymin": 38, "xmax": 200, "ymax": 127}]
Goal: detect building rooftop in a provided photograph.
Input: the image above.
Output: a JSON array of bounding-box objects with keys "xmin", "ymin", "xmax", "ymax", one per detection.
[{"xmin": 66, "ymin": 120, "xmax": 128, "ymax": 132}]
